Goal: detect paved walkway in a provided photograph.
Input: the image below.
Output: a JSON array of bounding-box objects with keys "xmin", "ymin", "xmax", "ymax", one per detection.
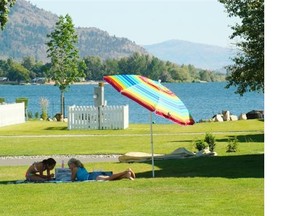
[{"xmin": 0, "ymin": 154, "xmax": 120, "ymax": 166}]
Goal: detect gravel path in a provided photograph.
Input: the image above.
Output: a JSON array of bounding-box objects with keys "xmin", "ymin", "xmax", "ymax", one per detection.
[{"xmin": 0, "ymin": 154, "xmax": 121, "ymax": 166}]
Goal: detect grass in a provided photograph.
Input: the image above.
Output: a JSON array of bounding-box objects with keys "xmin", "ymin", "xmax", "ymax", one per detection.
[
  {"xmin": 0, "ymin": 120, "xmax": 264, "ymax": 215},
  {"xmin": 0, "ymin": 119, "xmax": 264, "ymax": 136},
  {"xmin": 0, "ymin": 120, "xmax": 264, "ymax": 156}
]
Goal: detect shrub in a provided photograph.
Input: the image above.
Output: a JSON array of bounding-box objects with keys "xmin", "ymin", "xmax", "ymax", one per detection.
[
  {"xmin": 35, "ymin": 112, "xmax": 39, "ymax": 119},
  {"xmin": 27, "ymin": 111, "xmax": 33, "ymax": 119},
  {"xmin": 226, "ymin": 136, "xmax": 239, "ymax": 152},
  {"xmin": 204, "ymin": 133, "xmax": 216, "ymax": 152},
  {"xmin": 40, "ymin": 97, "xmax": 49, "ymax": 120},
  {"xmin": 195, "ymin": 140, "xmax": 208, "ymax": 151}
]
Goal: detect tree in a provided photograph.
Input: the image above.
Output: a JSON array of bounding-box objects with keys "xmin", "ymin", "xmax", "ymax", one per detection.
[
  {"xmin": 46, "ymin": 14, "xmax": 86, "ymax": 118},
  {"xmin": 6, "ymin": 58, "xmax": 30, "ymax": 84},
  {"xmin": 118, "ymin": 53, "xmax": 148, "ymax": 75},
  {"xmin": 0, "ymin": 59, "xmax": 9, "ymax": 76},
  {"xmin": 83, "ymin": 56, "xmax": 103, "ymax": 81},
  {"xmin": 103, "ymin": 59, "xmax": 119, "ymax": 75},
  {"xmin": 0, "ymin": 0, "xmax": 16, "ymax": 30},
  {"xmin": 199, "ymin": 70, "xmax": 212, "ymax": 82},
  {"xmin": 146, "ymin": 56, "xmax": 166, "ymax": 81},
  {"xmin": 169, "ymin": 66, "xmax": 190, "ymax": 82},
  {"xmin": 22, "ymin": 56, "xmax": 36, "ymax": 71},
  {"xmin": 219, "ymin": 0, "xmax": 264, "ymax": 95},
  {"xmin": 187, "ymin": 64, "xmax": 199, "ymax": 81}
]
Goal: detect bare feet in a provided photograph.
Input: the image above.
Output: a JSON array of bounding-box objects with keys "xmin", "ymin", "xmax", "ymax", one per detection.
[
  {"xmin": 125, "ymin": 171, "xmax": 134, "ymax": 180},
  {"xmin": 128, "ymin": 168, "xmax": 136, "ymax": 179}
]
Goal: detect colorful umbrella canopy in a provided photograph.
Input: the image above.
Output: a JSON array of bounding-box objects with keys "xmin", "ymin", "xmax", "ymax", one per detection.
[
  {"xmin": 104, "ymin": 74, "xmax": 195, "ymax": 177},
  {"xmin": 104, "ymin": 74, "xmax": 195, "ymax": 125}
]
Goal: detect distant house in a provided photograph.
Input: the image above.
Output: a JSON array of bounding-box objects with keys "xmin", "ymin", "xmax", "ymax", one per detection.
[
  {"xmin": 0, "ymin": 77, "xmax": 8, "ymax": 82},
  {"xmin": 32, "ymin": 77, "xmax": 46, "ymax": 84}
]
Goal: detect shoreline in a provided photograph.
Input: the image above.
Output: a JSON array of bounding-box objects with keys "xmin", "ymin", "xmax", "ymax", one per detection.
[
  {"xmin": 0, "ymin": 80, "xmax": 104, "ymax": 86},
  {"xmin": 0, "ymin": 80, "xmax": 221, "ymax": 86}
]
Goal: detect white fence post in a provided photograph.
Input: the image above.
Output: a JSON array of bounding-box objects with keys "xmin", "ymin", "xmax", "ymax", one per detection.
[{"xmin": 123, "ymin": 105, "xmax": 129, "ymax": 129}]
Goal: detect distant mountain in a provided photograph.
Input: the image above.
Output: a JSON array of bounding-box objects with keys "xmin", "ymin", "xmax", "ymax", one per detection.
[
  {"xmin": 0, "ymin": 0, "xmax": 235, "ymax": 71},
  {"xmin": 0, "ymin": 0, "xmax": 147, "ymax": 62},
  {"xmin": 144, "ymin": 40, "xmax": 236, "ymax": 71}
]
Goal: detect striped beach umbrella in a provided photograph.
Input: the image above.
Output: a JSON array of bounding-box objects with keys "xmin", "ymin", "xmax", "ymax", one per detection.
[
  {"xmin": 104, "ymin": 74, "xmax": 195, "ymax": 177},
  {"xmin": 104, "ymin": 74, "xmax": 194, "ymax": 125}
]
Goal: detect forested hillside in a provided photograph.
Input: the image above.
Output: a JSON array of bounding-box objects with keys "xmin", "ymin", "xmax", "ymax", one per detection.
[
  {"xmin": 0, "ymin": 0, "xmax": 226, "ymax": 84},
  {"xmin": 0, "ymin": 0, "xmax": 147, "ymax": 62}
]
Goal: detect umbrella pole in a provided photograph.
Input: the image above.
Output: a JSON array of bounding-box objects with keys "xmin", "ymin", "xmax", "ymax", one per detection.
[{"xmin": 150, "ymin": 112, "xmax": 155, "ymax": 178}]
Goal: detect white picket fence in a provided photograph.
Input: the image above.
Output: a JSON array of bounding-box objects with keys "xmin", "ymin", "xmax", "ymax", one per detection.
[
  {"xmin": 0, "ymin": 103, "xmax": 25, "ymax": 127},
  {"xmin": 68, "ymin": 105, "xmax": 129, "ymax": 130}
]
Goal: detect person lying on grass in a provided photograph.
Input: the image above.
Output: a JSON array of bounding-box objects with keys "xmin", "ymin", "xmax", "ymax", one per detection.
[
  {"xmin": 25, "ymin": 158, "xmax": 56, "ymax": 182},
  {"xmin": 67, "ymin": 158, "xmax": 135, "ymax": 181}
]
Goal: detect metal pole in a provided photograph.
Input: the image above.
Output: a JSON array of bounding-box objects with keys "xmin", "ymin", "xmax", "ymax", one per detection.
[{"xmin": 150, "ymin": 112, "xmax": 155, "ymax": 178}]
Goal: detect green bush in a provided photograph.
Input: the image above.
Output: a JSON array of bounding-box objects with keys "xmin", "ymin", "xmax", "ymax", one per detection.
[
  {"xmin": 27, "ymin": 111, "xmax": 33, "ymax": 119},
  {"xmin": 226, "ymin": 136, "xmax": 239, "ymax": 152},
  {"xmin": 41, "ymin": 112, "xmax": 48, "ymax": 120},
  {"xmin": 195, "ymin": 140, "xmax": 208, "ymax": 151},
  {"xmin": 39, "ymin": 97, "xmax": 49, "ymax": 121},
  {"xmin": 204, "ymin": 133, "xmax": 216, "ymax": 152},
  {"xmin": 34, "ymin": 112, "xmax": 39, "ymax": 119}
]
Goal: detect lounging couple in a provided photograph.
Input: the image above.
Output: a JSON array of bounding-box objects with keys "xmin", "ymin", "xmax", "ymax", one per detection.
[{"xmin": 25, "ymin": 157, "xmax": 136, "ymax": 182}]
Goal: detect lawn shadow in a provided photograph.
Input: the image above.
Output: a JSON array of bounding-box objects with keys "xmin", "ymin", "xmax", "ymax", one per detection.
[
  {"xmin": 216, "ymin": 133, "xmax": 264, "ymax": 143},
  {"xmin": 170, "ymin": 140, "xmax": 193, "ymax": 143},
  {"xmin": 45, "ymin": 126, "xmax": 67, "ymax": 131},
  {"xmin": 168, "ymin": 133, "xmax": 264, "ymax": 144},
  {"xmin": 135, "ymin": 154, "xmax": 264, "ymax": 179}
]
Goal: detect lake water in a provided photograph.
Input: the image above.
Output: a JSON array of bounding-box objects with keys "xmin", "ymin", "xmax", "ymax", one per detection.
[{"xmin": 0, "ymin": 82, "xmax": 264, "ymax": 123}]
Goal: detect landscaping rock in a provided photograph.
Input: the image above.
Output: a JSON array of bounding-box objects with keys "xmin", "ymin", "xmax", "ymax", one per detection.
[
  {"xmin": 230, "ymin": 115, "xmax": 238, "ymax": 121},
  {"xmin": 239, "ymin": 113, "xmax": 247, "ymax": 120},
  {"xmin": 246, "ymin": 110, "xmax": 264, "ymax": 119},
  {"xmin": 213, "ymin": 114, "xmax": 223, "ymax": 122},
  {"xmin": 222, "ymin": 110, "xmax": 230, "ymax": 121}
]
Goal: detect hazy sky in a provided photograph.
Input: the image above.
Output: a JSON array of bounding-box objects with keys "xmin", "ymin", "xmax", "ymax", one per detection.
[{"xmin": 27, "ymin": 0, "xmax": 239, "ymax": 48}]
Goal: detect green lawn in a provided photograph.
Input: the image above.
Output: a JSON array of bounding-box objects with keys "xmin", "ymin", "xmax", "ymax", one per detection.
[{"xmin": 0, "ymin": 120, "xmax": 264, "ymax": 215}]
